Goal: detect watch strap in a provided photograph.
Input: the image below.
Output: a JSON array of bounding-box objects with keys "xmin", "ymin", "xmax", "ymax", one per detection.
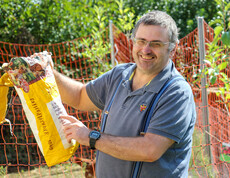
[
  {"xmin": 90, "ymin": 137, "xmax": 97, "ymax": 150},
  {"xmin": 89, "ymin": 131, "xmax": 101, "ymax": 150}
]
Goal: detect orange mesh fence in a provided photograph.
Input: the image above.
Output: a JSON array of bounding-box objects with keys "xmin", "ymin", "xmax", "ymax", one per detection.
[
  {"xmin": 112, "ymin": 25, "xmax": 133, "ymax": 63},
  {"xmin": 0, "ymin": 20, "xmax": 229, "ymax": 177}
]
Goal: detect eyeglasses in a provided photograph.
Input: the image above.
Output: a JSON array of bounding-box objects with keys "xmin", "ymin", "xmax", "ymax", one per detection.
[{"xmin": 132, "ymin": 38, "xmax": 170, "ymax": 48}]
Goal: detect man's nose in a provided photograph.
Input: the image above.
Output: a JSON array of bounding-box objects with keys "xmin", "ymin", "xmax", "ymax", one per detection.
[{"xmin": 141, "ymin": 43, "xmax": 152, "ymax": 54}]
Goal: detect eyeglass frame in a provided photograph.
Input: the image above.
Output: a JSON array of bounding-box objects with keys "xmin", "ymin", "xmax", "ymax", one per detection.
[{"xmin": 132, "ymin": 38, "xmax": 171, "ymax": 49}]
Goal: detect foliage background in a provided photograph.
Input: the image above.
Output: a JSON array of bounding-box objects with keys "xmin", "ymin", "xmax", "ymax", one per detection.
[
  {"xmin": 0, "ymin": 0, "xmax": 229, "ymax": 176},
  {"xmin": 0, "ymin": 0, "xmax": 220, "ymax": 44}
]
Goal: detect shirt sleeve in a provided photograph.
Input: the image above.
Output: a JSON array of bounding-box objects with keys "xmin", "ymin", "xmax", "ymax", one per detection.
[
  {"xmin": 86, "ymin": 71, "xmax": 111, "ymax": 110},
  {"xmin": 86, "ymin": 64, "xmax": 130, "ymax": 110},
  {"xmin": 147, "ymin": 80, "xmax": 196, "ymax": 143}
]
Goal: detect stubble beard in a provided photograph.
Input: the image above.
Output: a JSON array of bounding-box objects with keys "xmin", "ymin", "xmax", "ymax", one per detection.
[
  {"xmin": 134, "ymin": 54, "xmax": 158, "ymax": 76},
  {"xmin": 134, "ymin": 53, "xmax": 169, "ymax": 77}
]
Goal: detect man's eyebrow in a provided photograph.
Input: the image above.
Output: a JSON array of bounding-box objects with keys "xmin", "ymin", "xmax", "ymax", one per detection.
[{"xmin": 135, "ymin": 38, "xmax": 163, "ymax": 42}]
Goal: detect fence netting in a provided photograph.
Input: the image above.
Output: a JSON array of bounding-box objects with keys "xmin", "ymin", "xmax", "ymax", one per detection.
[{"xmin": 0, "ymin": 20, "xmax": 229, "ymax": 177}]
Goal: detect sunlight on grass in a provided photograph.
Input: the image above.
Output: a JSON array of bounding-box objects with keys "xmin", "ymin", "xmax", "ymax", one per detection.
[{"xmin": 3, "ymin": 162, "xmax": 85, "ymax": 178}]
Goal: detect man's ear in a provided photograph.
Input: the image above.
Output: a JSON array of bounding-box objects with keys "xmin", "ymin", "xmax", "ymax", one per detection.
[{"xmin": 169, "ymin": 43, "xmax": 177, "ymax": 59}]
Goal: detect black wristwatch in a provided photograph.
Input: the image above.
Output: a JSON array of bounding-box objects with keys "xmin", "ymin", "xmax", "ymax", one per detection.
[{"xmin": 89, "ymin": 130, "xmax": 101, "ymax": 150}]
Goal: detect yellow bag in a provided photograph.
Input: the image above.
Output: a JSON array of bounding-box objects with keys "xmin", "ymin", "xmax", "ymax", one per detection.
[
  {"xmin": 0, "ymin": 73, "xmax": 13, "ymax": 124},
  {"xmin": 1, "ymin": 51, "xmax": 79, "ymax": 167}
]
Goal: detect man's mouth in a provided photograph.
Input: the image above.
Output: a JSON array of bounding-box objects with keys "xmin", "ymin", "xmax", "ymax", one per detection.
[{"xmin": 139, "ymin": 54, "xmax": 155, "ymax": 61}]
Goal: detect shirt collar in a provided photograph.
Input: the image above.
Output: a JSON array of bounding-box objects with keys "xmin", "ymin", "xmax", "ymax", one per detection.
[
  {"xmin": 145, "ymin": 59, "xmax": 174, "ymax": 93},
  {"xmin": 120, "ymin": 60, "xmax": 174, "ymax": 93},
  {"xmin": 121, "ymin": 63, "xmax": 136, "ymax": 91}
]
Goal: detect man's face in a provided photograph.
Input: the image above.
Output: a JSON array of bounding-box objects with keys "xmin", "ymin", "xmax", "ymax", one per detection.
[{"xmin": 132, "ymin": 24, "xmax": 171, "ymax": 76}]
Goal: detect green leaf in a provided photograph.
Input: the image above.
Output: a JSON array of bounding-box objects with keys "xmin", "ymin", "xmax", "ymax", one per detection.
[
  {"xmin": 215, "ymin": 0, "xmax": 222, "ymax": 5},
  {"xmin": 216, "ymin": 92, "xmax": 220, "ymax": 97},
  {"xmin": 221, "ymin": 31, "xmax": 230, "ymax": 46},
  {"xmin": 225, "ymin": 2, "xmax": 230, "ymax": 11},
  {"xmin": 219, "ymin": 87, "xmax": 225, "ymax": 95},
  {"xmin": 210, "ymin": 75, "xmax": 217, "ymax": 84},
  {"xmin": 217, "ymin": 11, "xmax": 224, "ymax": 19},
  {"xmin": 214, "ymin": 26, "xmax": 223, "ymax": 36},
  {"xmin": 226, "ymin": 94, "xmax": 230, "ymax": 100},
  {"xmin": 209, "ymin": 19, "xmax": 222, "ymax": 27},
  {"xmin": 218, "ymin": 62, "xmax": 228, "ymax": 71},
  {"xmin": 212, "ymin": 35, "xmax": 221, "ymax": 46},
  {"xmin": 225, "ymin": 82, "xmax": 229, "ymax": 92}
]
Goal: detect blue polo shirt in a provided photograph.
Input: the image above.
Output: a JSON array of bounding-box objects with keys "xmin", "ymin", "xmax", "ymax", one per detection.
[{"xmin": 86, "ymin": 60, "xmax": 196, "ymax": 178}]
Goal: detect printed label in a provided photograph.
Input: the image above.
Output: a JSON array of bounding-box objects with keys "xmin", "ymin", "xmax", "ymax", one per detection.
[{"xmin": 47, "ymin": 97, "xmax": 71, "ymax": 149}]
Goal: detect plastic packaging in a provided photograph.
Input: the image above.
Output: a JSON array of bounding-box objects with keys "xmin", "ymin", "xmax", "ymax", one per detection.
[{"xmin": 1, "ymin": 51, "xmax": 79, "ymax": 166}]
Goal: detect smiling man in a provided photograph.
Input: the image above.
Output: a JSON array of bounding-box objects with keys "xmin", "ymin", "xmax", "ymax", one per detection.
[{"xmin": 54, "ymin": 10, "xmax": 196, "ymax": 178}]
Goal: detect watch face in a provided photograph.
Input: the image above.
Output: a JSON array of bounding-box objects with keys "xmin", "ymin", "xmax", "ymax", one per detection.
[{"xmin": 90, "ymin": 131, "xmax": 100, "ymax": 139}]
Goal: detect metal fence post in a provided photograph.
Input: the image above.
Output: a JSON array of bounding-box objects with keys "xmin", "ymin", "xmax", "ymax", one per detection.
[
  {"xmin": 197, "ymin": 17, "xmax": 213, "ymax": 164},
  {"xmin": 109, "ymin": 20, "xmax": 115, "ymax": 68}
]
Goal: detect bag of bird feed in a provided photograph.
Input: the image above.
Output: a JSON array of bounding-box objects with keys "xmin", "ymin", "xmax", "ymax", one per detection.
[{"xmin": 1, "ymin": 51, "xmax": 79, "ymax": 167}]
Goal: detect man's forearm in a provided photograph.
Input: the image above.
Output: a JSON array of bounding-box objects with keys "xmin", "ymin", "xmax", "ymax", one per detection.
[
  {"xmin": 53, "ymin": 70, "xmax": 83, "ymax": 109},
  {"xmin": 53, "ymin": 70, "xmax": 99, "ymax": 111},
  {"xmin": 96, "ymin": 134, "xmax": 152, "ymax": 162},
  {"xmin": 95, "ymin": 132, "xmax": 174, "ymax": 162}
]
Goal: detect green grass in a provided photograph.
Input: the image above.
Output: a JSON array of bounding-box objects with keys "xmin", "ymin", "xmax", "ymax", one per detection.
[
  {"xmin": 189, "ymin": 127, "xmax": 217, "ymax": 178},
  {"xmin": 2, "ymin": 162, "xmax": 85, "ymax": 178}
]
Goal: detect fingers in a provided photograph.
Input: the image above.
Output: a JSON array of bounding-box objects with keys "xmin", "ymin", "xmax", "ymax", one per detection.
[
  {"xmin": 59, "ymin": 115, "xmax": 78, "ymax": 124},
  {"xmin": 62, "ymin": 123, "xmax": 75, "ymax": 143},
  {"xmin": 64, "ymin": 128, "xmax": 74, "ymax": 143},
  {"xmin": 60, "ymin": 115, "xmax": 79, "ymax": 143},
  {"xmin": 60, "ymin": 115, "xmax": 90, "ymax": 145},
  {"xmin": 48, "ymin": 57, "xmax": 54, "ymax": 69}
]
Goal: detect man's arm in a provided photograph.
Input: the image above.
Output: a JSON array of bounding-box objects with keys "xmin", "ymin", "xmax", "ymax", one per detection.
[
  {"xmin": 53, "ymin": 70, "xmax": 99, "ymax": 111},
  {"xmin": 61, "ymin": 115, "xmax": 174, "ymax": 162},
  {"xmin": 96, "ymin": 132, "xmax": 174, "ymax": 162}
]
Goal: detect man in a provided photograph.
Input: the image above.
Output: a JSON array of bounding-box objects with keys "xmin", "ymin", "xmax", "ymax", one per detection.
[{"xmin": 55, "ymin": 10, "xmax": 196, "ymax": 178}]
